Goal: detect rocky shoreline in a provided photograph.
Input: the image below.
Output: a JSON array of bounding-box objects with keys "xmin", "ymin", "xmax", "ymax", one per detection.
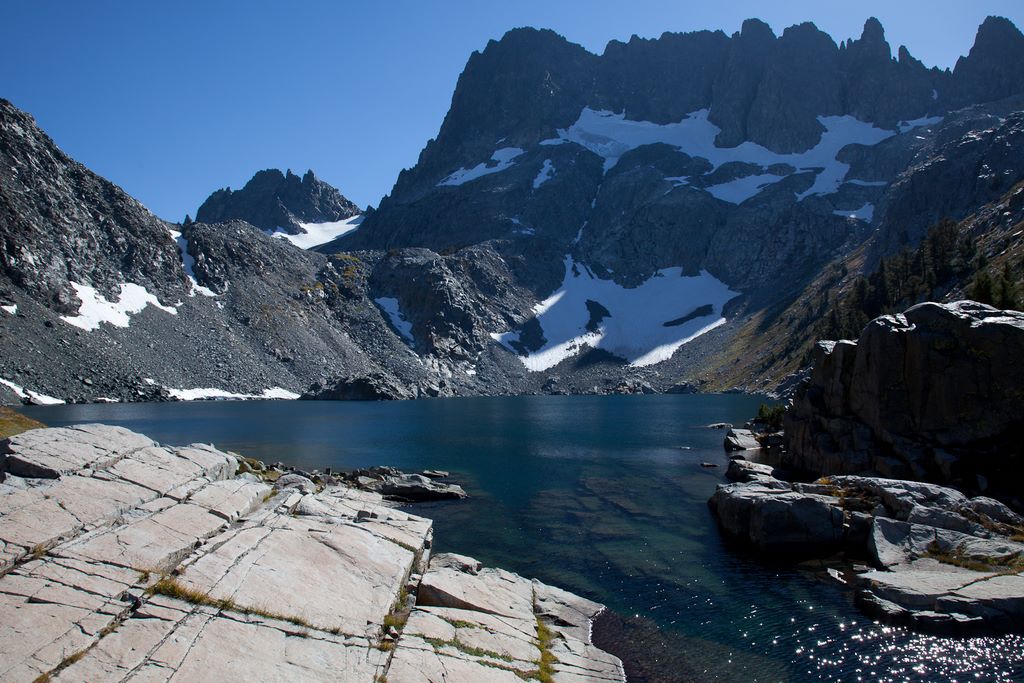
[
  {"xmin": 708, "ymin": 301, "xmax": 1024, "ymax": 636},
  {"xmin": 710, "ymin": 460, "xmax": 1024, "ymax": 635},
  {"xmin": 0, "ymin": 423, "xmax": 624, "ymax": 682}
]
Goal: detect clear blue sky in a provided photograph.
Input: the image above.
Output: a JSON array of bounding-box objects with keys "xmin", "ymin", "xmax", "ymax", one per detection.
[{"xmin": 2, "ymin": 1, "xmax": 1022, "ymax": 222}]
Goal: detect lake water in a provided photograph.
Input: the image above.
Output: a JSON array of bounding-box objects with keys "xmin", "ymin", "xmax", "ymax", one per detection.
[{"xmin": 22, "ymin": 395, "xmax": 1024, "ymax": 682}]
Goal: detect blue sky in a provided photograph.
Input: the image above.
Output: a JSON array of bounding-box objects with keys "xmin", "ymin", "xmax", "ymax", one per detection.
[{"xmin": 3, "ymin": 1, "xmax": 1022, "ymax": 222}]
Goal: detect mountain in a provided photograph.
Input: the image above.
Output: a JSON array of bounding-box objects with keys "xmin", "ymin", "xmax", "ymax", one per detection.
[
  {"xmin": 196, "ymin": 168, "xmax": 360, "ymax": 236},
  {"xmin": 2, "ymin": 16, "xmax": 1024, "ymax": 405},
  {"xmin": 0, "ymin": 99, "xmax": 520, "ymax": 404},
  {"xmin": 327, "ymin": 16, "xmax": 1024, "ymax": 390}
]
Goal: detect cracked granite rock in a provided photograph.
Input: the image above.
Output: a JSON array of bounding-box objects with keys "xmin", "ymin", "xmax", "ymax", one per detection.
[{"xmin": 0, "ymin": 424, "xmax": 623, "ymax": 682}]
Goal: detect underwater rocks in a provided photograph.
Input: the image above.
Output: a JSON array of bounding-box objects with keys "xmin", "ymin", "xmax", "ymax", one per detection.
[{"xmin": 339, "ymin": 466, "xmax": 468, "ymax": 502}]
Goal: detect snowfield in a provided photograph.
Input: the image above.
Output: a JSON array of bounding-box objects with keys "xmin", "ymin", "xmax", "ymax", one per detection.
[
  {"xmin": 533, "ymin": 159, "xmax": 555, "ymax": 188},
  {"xmin": 439, "ymin": 147, "xmax": 524, "ymax": 186},
  {"xmin": 375, "ymin": 297, "xmax": 414, "ymax": 342},
  {"xmin": 542, "ymin": 107, "xmax": 898, "ymax": 203},
  {"xmin": 0, "ymin": 378, "xmax": 64, "ymax": 405},
  {"xmin": 898, "ymin": 115, "xmax": 943, "ymax": 133},
  {"xmin": 833, "ymin": 203, "xmax": 875, "ymax": 222},
  {"xmin": 167, "ymin": 387, "xmax": 300, "ymax": 401},
  {"xmin": 61, "ymin": 282, "xmax": 178, "ymax": 331},
  {"xmin": 169, "ymin": 229, "xmax": 216, "ymax": 296},
  {"xmin": 493, "ymin": 257, "xmax": 739, "ymax": 371},
  {"xmin": 272, "ymin": 215, "xmax": 364, "ymax": 250}
]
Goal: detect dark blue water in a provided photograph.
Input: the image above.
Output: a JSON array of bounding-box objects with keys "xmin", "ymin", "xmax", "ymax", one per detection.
[{"xmin": 22, "ymin": 395, "xmax": 1024, "ymax": 682}]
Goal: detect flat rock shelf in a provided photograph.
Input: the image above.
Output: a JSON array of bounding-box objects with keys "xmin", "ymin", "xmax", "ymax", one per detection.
[{"xmin": 0, "ymin": 424, "xmax": 624, "ymax": 682}]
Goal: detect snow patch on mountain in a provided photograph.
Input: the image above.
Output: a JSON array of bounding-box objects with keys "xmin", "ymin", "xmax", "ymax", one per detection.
[
  {"xmin": 705, "ymin": 173, "xmax": 785, "ymax": 204},
  {"xmin": 439, "ymin": 147, "xmax": 524, "ymax": 187},
  {"xmin": 509, "ymin": 217, "xmax": 536, "ymax": 235},
  {"xmin": 543, "ymin": 108, "xmax": 895, "ymax": 202},
  {"xmin": 533, "ymin": 159, "xmax": 555, "ymax": 189},
  {"xmin": 0, "ymin": 378, "xmax": 65, "ymax": 405},
  {"xmin": 375, "ymin": 297, "xmax": 414, "ymax": 342},
  {"xmin": 167, "ymin": 386, "xmax": 300, "ymax": 401},
  {"xmin": 898, "ymin": 115, "xmax": 943, "ymax": 133},
  {"xmin": 493, "ymin": 256, "xmax": 738, "ymax": 371},
  {"xmin": 169, "ymin": 229, "xmax": 216, "ymax": 296},
  {"xmin": 61, "ymin": 282, "xmax": 178, "ymax": 331},
  {"xmin": 833, "ymin": 203, "xmax": 875, "ymax": 222},
  {"xmin": 272, "ymin": 215, "xmax": 364, "ymax": 250}
]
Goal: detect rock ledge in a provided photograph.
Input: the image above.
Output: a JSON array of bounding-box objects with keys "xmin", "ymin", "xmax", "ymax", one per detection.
[{"xmin": 0, "ymin": 424, "xmax": 623, "ymax": 682}]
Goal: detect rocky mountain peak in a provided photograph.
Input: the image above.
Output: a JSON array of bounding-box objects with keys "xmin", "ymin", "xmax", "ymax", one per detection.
[
  {"xmin": 352, "ymin": 17, "xmax": 1024, "ymax": 272},
  {"xmin": 737, "ymin": 18, "xmax": 775, "ymax": 41},
  {"xmin": 949, "ymin": 16, "xmax": 1024, "ymax": 106},
  {"xmin": 195, "ymin": 168, "xmax": 359, "ymax": 235},
  {"xmin": 860, "ymin": 17, "xmax": 886, "ymax": 45},
  {"xmin": 846, "ymin": 17, "xmax": 890, "ymax": 62}
]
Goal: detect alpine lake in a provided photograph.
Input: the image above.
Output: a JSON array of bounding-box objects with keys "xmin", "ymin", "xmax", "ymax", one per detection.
[{"xmin": 23, "ymin": 394, "xmax": 1024, "ymax": 682}]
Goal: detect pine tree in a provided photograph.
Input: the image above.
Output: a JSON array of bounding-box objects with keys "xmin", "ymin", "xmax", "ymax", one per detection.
[
  {"xmin": 970, "ymin": 269, "xmax": 995, "ymax": 306},
  {"xmin": 995, "ymin": 264, "xmax": 1020, "ymax": 310}
]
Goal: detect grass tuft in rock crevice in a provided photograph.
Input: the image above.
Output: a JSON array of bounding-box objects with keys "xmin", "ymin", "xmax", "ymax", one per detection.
[
  {"xmin": 148, "ymin": 577, "xmax": 332, "ymax": 633},
  {"xmin": 924, "ymin": 541, "xmax": 1024, "ymax": 574}
]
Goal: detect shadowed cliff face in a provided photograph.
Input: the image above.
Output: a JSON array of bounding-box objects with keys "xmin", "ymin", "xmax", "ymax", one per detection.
[{"xmin": 785, "ymin": 301, "xmax": 1024, "ymax": 503}]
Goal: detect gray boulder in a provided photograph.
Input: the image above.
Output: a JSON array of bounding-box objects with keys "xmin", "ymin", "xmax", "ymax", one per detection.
[
  {"xmin": 723, "ymin": 428, "xmax": 761, "ymax": 451},
  {"xmin": 300, "ymin": 372, "xmax": 415, "ymax": 401},
  {"xmin": 784, "ymin": 301, "xmax": 1024, "ymax": 501},
  {"xmin": 708, "ymin": 481, "xmax": 845, "ymax": 554},
  {"xmin": 274, "ymin": 473, "xmax": 316, "ymax": 493},
  {"xmin": 726, "ymin": 459, "xmax": 775, "ymax": 482},
  {"xmin": 375, "ymin": 473, "xmax": 468, "ymax": 502}
]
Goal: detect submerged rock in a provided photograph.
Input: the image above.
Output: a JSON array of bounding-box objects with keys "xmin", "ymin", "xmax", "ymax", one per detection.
[{"xmin": 375, "ymin": 473, "xmax": 468, "ymax": 502}]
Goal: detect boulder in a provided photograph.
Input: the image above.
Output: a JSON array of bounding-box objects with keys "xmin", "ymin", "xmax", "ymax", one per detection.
[
  {"xmin": 961, "ymin": 496, "xmax": 1024, "ymax": 526},
  {"xmin": 374, "ymin": 473, "xmax": 468, "ymax": 502},
  {"xmin": 726, "ymin": 459, "xmax": 775, "ymax": 482},
  {"xmin": 784, "ymin": 302, "xmax": 1024, "ymax": 501},
  {"xmin": 275, "ymin": 473, "xmax": 316, "ymax": 493},
  {"xmin": 300, "ymin": 372, "xmax": 415, "ymax": 401},
  {"xmin": 708, "ymin": 481, "xmax": 845, "ymax": 554},
  {"xmin": 723, "ymin": 428, "xmax": 760, "ymax": 451},
  {"xmin": 429, "ymin": 552, "xmax": 482, "ymax": 575}
]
